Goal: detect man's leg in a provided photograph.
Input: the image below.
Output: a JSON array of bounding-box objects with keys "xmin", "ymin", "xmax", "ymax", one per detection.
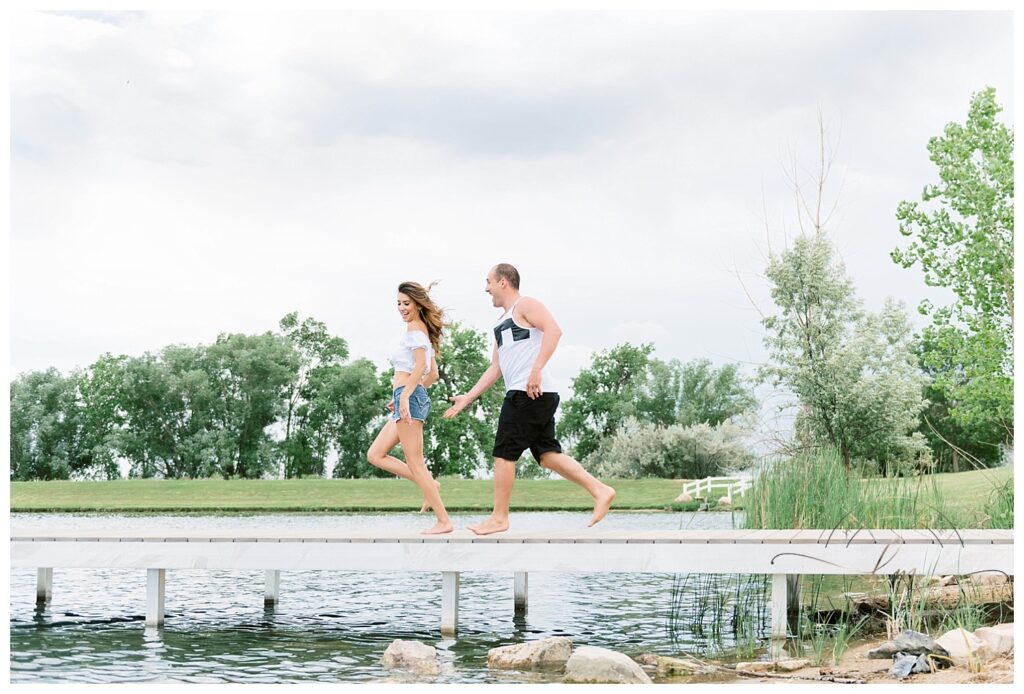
[
  {"xmin": 538, "ymin": 451, "xmax": 616, "ymax": 526},
  {"xmin": 467, "ymin": 457, "xmax": 516, "ymax": 535}
]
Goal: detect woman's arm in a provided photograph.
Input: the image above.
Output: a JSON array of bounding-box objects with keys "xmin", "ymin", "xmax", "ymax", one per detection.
[
  {"xmin": 399, "ymin": 346, "xmax": 427, "ymax": 423},
  {"xmin": 421, "ymin": 353, "xmax": 439, "ymax": 389}
]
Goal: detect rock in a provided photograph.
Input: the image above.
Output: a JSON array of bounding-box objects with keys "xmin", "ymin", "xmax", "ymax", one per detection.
[
  {"xmin": 868, "ymin": 630, "xmax": 948, "ymax": 660},
  {"xmin": 974, "ymin": 623, "xmax": 1014, "ymax": 655},
  {"xmin": 889, "ymin": 653, "xmax": 918, "ymax": 679},
  {"xmin": 716, "ymin": 496, "xmax": 732, "ymax": 507},
  {"xmin": 487, "ymin": 637, "xmax": 573, "ymax": 671},
  {"xmin": 735, "ymin": 661, "xmax": 775, "ymax": 674},
  {"xmin": 381, "ymin": 639, "xmax": 440, "ymax": 675},
  {"xmin": 894, "ymin": 629, "xmax": 942, "ymax": 655},
  {"xmin": 564, "ymin": 646, "xmax": 652, "ymax": 684},
  {"xmin": 935, "ymin": 628, "xmax": 992, "ymax": 666},
  {"xmin": 635, "ymin": 653, "xmax": 660, "ymax": 666},
  {"xmin": 654, "ymin": 655, "xmax": 714, "ymax": 676},
  {"xmin": 775, "ymin": 659, "xmax": 809, "ymax": 672},
  {"xmin": 674, "ymin": 493, "xmax": 693, "ymax": 503}
]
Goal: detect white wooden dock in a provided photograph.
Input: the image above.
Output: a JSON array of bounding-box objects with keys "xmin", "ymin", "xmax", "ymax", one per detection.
[{"xmin": 11, "ymin": 528, "xmax": 1012, "ymax": 637}]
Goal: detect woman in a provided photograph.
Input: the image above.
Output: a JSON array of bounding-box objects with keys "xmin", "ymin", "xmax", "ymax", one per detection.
[{"xmin": 366, "ymin": 281, "xmax": 452, "ymax": 534}]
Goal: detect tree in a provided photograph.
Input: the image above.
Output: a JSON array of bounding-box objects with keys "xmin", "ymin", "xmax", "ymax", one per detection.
[
  {"xmin": 892, "ymin": 86, "xmax": 1013, "ymax": 445},
  {"xmin": 582, "ymin": 417, "xmax": 753, "ymax": 479},
  {"xmin": 204, "ymin": 332, "xmax": 300, "ymax": 479},
  {"xmin": 672, "ymin": 358, "xmax": 758, "ymax": 427},
  {"xmin": 113, "ymin": 346, "xmax": 221, "ymax": 479},
  {"xmin": 763, "ymin": 235, "xmax": 928, "ymax": 473},
  {"xmin": 10, "ymin": 369, "xmax": 81, "ymax": 480},
  {"xmin": 557, "ymin": 343, "xmax": 655, "ymax": 459},
  {"xmin": 328, "ymin": 358, "xmax": 390, "ymax": 478},
  {"xmin": 277, "ymin": 312, "xmax": 350, "ymax": 478},
  {"xmin": 423, "ymin": 322, "xmax": 503, "ymax": 477}
]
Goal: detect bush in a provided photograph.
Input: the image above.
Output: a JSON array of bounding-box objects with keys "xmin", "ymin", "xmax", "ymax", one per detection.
[{"xmin": 582, "ymin": 417, "xmax": 753, "ymax": 479}]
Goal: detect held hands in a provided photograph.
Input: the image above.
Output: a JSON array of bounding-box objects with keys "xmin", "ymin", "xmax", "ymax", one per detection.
[
  {"xmin": 443, "ymin": 394, "xmax": 471, "ymax": 419},
  {"xmin": 526, "ymin": 367, "xmax": 543, "ymax": 399}
]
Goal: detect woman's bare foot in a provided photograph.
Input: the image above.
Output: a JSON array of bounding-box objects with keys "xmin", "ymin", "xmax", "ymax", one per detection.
[
  {"xmin": 467, "ymin": 517, "xmax": 509, "ymax": 535},
  {"xmin": 419, "ymin": 479, "xmax": 442, "ymax": 513},
  {"xmin": 421, "ymin": 520, "xmax": 453, "ymax": 535},
  {"xmin": 588, "ymin": 484, "xmax": 616, "ymax": 527}
]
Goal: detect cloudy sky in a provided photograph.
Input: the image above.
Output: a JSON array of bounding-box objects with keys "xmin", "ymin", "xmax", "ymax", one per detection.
[{"xmin": 9, "ymin": 10, "xmax": 1014, "ymax": 442}]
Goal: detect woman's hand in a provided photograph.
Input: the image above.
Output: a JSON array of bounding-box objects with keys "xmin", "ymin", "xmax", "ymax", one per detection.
[{"xmin": 399, "ymin": 395, "xmax": 412, "ymax": 424}]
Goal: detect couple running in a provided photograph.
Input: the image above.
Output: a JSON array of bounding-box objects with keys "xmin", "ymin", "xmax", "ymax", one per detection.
[{"xmin": 366, "ymin": 263, "xmax": 616, "ymax": 535}]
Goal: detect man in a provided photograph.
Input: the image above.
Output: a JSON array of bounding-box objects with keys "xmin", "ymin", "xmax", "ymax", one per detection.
[{"xmin": 443, "ymin": 263, "xmax": 616, "ymax": 535}]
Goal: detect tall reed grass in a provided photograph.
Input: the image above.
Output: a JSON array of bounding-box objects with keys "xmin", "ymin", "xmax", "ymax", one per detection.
[{"xmin": 743, "ymin": 447, "xmax": 966, "ymax": 530}]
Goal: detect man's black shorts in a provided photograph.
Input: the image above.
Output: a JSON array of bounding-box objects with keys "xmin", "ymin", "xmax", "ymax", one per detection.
[{"xmin": 492, "ymin": 390, "xmax": 563, "ymax": 462}]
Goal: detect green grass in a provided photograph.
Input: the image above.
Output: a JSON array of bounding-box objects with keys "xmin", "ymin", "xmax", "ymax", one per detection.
[
  {"xmin": 744, "ymin": 449, "xmax": 1012, "ymax": 530},
  {"xmin": 9, "ymin": 466, "xmax": 1010, "ymax": 515},
  {"xmin": 9, "ymin": 477, "xmax": 684, "ymax": 513}
]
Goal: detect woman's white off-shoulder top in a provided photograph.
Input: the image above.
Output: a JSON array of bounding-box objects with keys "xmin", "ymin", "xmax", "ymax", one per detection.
[{"xmin": 390, "ymin": 330, "xmax": 433, "ymax": 375}]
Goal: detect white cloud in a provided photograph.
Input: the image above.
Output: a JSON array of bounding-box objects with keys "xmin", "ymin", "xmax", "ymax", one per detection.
[{"xmin": 9, "ymin": 11, "xmax": 1012, "ymax": 453}]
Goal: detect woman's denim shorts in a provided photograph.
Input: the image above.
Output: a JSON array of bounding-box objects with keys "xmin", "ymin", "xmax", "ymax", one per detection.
[{"xmin": 391, "ymin": 384, "xmax": 431, "ymax": 422}]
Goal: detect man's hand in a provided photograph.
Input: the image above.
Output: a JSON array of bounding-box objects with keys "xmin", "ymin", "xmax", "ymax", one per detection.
[
  {"xmin": 526, "ymin": 366, "xmax": 543, "ymax": 399},
  {"xmin": 444, "ymin": 394, "xmax": 472, "ymax": 419}
]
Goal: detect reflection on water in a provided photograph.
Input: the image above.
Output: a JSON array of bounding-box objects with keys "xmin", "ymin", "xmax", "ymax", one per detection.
[{"xmin": 11, "ymin": 511, "xmax": 758, "ymax": 684}]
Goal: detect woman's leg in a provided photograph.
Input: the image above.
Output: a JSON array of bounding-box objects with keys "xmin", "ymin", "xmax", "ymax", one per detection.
[
  {"xmin": 367, "ymin": 419, "xmax": 441, "ymax": 508},
  {"xmin": 396, "ymin": 419, "xmax": 452, "ymax": 534}
]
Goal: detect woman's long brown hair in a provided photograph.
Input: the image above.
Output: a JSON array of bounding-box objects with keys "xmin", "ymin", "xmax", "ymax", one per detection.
[{"xmin": 398, "ymin": 281, "xmax": 444, "ymax": 353}]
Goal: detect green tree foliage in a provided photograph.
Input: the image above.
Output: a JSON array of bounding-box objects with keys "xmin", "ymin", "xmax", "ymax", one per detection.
[
  {"xmin": 559, "ymin": 344, "xmax": 757, "ymax": 459},
  {"xmin": 10, "ymin": 369, "xmax": 87, "ymax": 480},
  {"xmin": 329, "ymin": 358, "xmax": 391, "ymax": 478},
  {"xmin": 203, "ymin": 332, "xmax": 300, "ymax": 479},
  {"xmin": 558, "ymin": 343, "xmax": 657, "ymax": 459},
  {"xmin": 423, "ymin": 321, "xmax": 503, "ymax": 477},
  {"xmin": 278, "ymin": 312, "xmax": 350, "ymax": 478},
  {"xmin": 583, "ymin": 417, "xmax": 753, "ymax": 479},
  {"xmin": 762, "ymin": 233, "xmax": 929, "ymax": 473},
  {"xmin": 892, "ymin": 86, "xmax": 1013, "ymax": 443}
]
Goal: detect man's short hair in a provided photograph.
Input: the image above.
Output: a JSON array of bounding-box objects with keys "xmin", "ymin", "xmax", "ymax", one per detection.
[{"xmin": 493, "ymin": 263, "xmax": 520, "ymax": 290}]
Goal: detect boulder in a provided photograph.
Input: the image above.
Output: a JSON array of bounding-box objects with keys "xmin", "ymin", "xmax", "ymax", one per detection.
[
  {"xmin": 381, "ymin": 639, "xmax": 440, "ymax": 675},
  {"xmin": 974, "ymin": 623, "xmax": 1014, "ymax": 656},
  {"xmin": 935, "ymin": 628, "xmax": 991, "ymax": 666},
  {"xmin": 868, "ymin": 629, "xmax": 944, "ymax": 659},
  {"xmin": 735, "ymin": 659, "xmax": 807, "ymax": 674},
  {"xmin": 653, "ymin": 655, "xmax": 715, "ymax": 676},
  {"xmin": 564, "ymin": 646, "xmax": 653, "ymax": 684},
  {"xmin": 775, "ymin": 659, "xmax": 809, "ymax": 672},
  {"xmin": 674, "ymin": 493, "xmax": 693, "ymax": 503},
  {"xmin": 716, "ymin": 496, "xmax": 732, "ymax": 507},
  {"xmin": 487, "ymin": 637, "xmax": 573, "ymax": 671}
]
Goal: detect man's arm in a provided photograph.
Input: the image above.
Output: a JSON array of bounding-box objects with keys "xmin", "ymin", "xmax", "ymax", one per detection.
[
  {"xmin": 518, "ymin": 297, "xmax": 562, "ymax": 398},
  {"xmin": 443, "ymin": 344, "xmax": 502, "ymax": 418}
]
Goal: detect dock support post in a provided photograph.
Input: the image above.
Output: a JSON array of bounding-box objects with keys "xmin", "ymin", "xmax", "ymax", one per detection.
[
  {"xmin": 786, "ymin": 574, "xmax": 801, "ymax": 633},
  {"xmin": 514, "ymin": 571, "xmax": 528, "ymax": 612},
  {"xmin": 264, "ymin": 570, "xmax": 280, "ymax": 606},
  {"xmin": 771, "ymin": 573, "xmax": 788, "ymax": 640},
  {"xmin": 146, "ymin": 569, "xmax": 166, "ymax": 627},
  {"xmin": 36, "ymin": 568, "xmax": 53, "ymax": 604},
  {"xmin": 441, "ymin": 571, "xmax": 459, "ymax": 635}
]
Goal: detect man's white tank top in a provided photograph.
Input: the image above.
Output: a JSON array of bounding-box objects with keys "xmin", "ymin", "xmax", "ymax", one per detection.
[{"xmin": 494, "ymin": 299, "xmax": 552, "ymax": 393}]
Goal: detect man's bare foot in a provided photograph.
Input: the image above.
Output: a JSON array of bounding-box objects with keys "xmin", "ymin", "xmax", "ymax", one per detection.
[
  {"xmin": 419, "ymin": 479, "xmax": 442, "ymax": 513},
  {"xmin": 588, "ymin": 485, "xmax": 616, "ymax": 527},
  {"xmin": 421, "ymin": 520, "xmax": 453, "ymax": 535},
  {"xmin": 467, "ymin": 517, "xmax": 509, "ymax": 535}
]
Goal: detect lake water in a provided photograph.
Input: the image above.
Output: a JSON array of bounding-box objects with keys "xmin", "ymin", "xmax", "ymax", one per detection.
[{"xmin": 10, "ymin": 510, "xmax": 765, "ymax": 684}]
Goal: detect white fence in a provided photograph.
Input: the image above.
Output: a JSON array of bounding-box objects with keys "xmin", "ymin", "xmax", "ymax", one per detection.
[{"xmin": 680, "ymin": 476, "xmax": 752, "ymax": 500}]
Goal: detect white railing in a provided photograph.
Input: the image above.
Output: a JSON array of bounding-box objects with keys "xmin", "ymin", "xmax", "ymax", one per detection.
[{"xmin": 679, "ymin": 476, "xmax": 752, "ymax": 500}]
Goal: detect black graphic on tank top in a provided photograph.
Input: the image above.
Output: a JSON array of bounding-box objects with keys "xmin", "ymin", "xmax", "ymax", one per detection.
[{"xmin": 494, "ymin": 318, "xmax": 531, "ymax": 347}]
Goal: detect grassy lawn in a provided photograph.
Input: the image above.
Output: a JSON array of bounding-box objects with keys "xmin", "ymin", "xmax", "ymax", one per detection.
[
  {"xmin": 9, "ymin": 467, "xmax": 1010, "ymax": 514},
  {"xmin": 9, "ymin": 477, "xmax": 686, "ymax": 513}
]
